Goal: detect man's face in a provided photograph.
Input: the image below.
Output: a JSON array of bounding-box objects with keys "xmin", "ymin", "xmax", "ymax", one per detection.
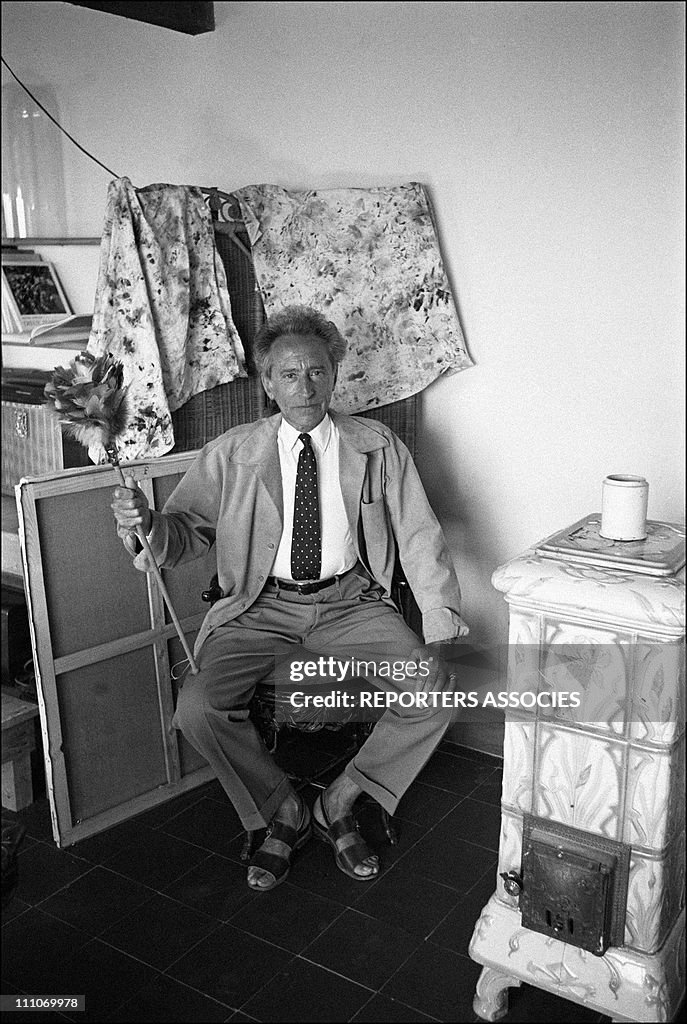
[{"xmin": 262, "ymin": 334, "xmax": 337, "ymax": 432}]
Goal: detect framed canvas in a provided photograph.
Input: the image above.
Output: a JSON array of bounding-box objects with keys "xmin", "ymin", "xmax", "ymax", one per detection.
[
  {"xmin": 17, "ymin": 452, "xmax": 218, "ymax": 848},
  {"xmin": 2, "ymin": 259, "xmax": 71, "ymax": 330}
]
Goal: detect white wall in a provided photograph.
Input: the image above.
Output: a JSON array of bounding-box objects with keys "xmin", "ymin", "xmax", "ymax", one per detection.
[{"xmin": 2, "ymin": 1, "xmax": 685, "ymax": 655}]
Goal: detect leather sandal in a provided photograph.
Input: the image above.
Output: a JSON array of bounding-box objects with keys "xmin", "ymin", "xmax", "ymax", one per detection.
[
  {"xmin": 248, "ymin": 796, "xmax": 312, "ymax": 892},
  {"xmin": 312, "ymin": 793, "xmax": 380, "ymax": 882}
]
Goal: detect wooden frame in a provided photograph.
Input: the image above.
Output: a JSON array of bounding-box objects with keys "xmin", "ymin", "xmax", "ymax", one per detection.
[
  {"xmin": 17, "ymin": 453, "xmax": 218, "ymax": 847},
  {"xmin": 2, "ymin": 259, "xmax": 71, "ymax": 330}
]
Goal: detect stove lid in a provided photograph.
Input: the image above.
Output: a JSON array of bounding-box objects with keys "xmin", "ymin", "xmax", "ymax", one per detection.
[{"xmin": 537, "ymin": 515, "xmax": 685, "ymax": 577}]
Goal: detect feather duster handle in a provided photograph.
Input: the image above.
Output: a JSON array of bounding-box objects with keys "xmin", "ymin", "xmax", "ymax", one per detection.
[
  {"xmin": 44, "ymin": 352, "xmax": 199, "ymax": 674},
  {"xmin": 102, "ymin": 446, "xmax": 199, "ymax": 676}
]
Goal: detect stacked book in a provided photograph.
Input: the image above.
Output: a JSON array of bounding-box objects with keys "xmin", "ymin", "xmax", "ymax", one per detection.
[{"xmin": 3, "ymin": 314, "xmax": 92, "ymax": 348}]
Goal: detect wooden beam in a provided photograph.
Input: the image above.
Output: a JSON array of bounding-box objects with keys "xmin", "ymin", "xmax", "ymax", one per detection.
[{"xmin": 67, "ymin": 3, "xmax": 215, "ymax": 36}]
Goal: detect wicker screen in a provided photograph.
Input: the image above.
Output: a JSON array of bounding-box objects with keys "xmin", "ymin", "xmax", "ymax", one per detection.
[{"xmin": 172, "ymin": 190, "xmax": 418, "ymax": 458}]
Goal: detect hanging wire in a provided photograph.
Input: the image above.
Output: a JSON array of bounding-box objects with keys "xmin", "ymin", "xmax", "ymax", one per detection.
[
  {"xmin": 0, "ymin": 58, "xmax": 253, "ymax": 258},
  {"xmin": 1, "ymin": 56, "xmax": 120, "ymax": 179}
]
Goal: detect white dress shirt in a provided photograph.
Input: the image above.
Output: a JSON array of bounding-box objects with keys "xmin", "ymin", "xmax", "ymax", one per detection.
[{"xmin": 270, "ymin": 415, "xmax": 357, "ymax": 580}]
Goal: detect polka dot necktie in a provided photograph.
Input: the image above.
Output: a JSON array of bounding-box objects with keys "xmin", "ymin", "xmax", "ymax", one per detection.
[{"xmin": 291, "ymin": 433, "xmax": 321, "ymax": 580}]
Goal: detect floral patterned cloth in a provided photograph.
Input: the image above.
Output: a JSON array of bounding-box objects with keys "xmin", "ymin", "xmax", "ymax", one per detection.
[
  {"xmin": 87, "ymin": 177, "xmax": 245, "ymax": 463},
  {"xmin": 234, "ymin": 181, "xmax": 472, "ymax": 413}
]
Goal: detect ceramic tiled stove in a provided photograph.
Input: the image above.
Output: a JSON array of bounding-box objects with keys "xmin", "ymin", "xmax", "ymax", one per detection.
[{"xmin": 469, "ymin": 516, "xmax": 685, "ymax": 1023}]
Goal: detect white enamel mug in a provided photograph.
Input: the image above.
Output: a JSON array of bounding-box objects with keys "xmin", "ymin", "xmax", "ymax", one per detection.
[{"xmin": 599, "ymin": 475, "xmax": 649, "ymax": 541}]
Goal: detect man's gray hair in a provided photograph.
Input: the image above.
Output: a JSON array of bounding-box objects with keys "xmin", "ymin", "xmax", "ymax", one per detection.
[{"xmin": 253, "ymin": 305, "xmax": 347, "ymax": 377}]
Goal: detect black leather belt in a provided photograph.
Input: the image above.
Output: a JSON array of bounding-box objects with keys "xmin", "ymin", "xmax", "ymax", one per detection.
[{"xmin": 267, "ymin": 567, "xmax": 354, "ymax": 595}]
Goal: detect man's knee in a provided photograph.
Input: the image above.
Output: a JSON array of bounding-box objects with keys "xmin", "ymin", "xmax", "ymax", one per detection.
[
  {"xmin": 173, "ymin": 660, "xmax": 256, "ymax": 735},
  {"xmin": 173, "ymin": 672, "xmax": 210, "ymax": 735}
]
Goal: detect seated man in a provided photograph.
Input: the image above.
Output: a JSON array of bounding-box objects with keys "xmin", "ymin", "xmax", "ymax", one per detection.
[{"xmin": 111, "ymin": 305, "xmax": 468, "ymax": 891}]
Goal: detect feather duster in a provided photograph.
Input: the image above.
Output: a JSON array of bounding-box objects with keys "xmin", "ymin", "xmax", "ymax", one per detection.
[
  {"xmin": 44, "ymin": 351, "xmax": 130, "ymax": 454},
  {"xmin": 44, "ymin": 351, "xmax": 198, "ymax": 674}
]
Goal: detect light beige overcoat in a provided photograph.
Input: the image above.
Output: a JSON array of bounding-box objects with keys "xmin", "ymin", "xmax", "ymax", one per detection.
[{"xmin": 135, "ymin": 412, "xmax": 465, "ymax": 654}]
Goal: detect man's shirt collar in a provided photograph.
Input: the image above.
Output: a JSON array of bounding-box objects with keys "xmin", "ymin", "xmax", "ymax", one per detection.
[{"xmin": 278, "ymin": 414, "xmax": 333, "ymax": 454}]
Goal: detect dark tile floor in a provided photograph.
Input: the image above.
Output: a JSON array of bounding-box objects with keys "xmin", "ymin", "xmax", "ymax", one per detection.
[{"xmin": 2, "ymin": 739, "xmax": 613, "ymax": 1023}]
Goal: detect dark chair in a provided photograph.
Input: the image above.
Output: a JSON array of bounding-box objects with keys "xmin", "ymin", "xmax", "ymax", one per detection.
[{"xmin": 201, "ymin": 564, "xmax": 420, "ymax": 861}]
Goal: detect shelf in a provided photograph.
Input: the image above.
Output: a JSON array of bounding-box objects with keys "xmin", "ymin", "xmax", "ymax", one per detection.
[
  {"xmin": 2, "ymin": 239, "xmax": 101, "ymax": 247},
  {"xmin": 2, "ymin": 340, "xmax": 83, "ymax": 371}
]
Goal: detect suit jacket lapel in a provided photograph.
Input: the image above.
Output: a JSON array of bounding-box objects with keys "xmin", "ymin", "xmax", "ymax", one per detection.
[
  {"xmin": 334, "ymin": 412, "xmax": 388, "ymax": 541},
  {"xmin": 232, "ymin": 415, "xmax": 283, "ymax": 522},
  {"xmin": 337, "ymin": 433, "xmax": 367, "ymax": 542},
  {"xmin": 254, "ymin": 445, "xmax": 283, "ymax": 522}
]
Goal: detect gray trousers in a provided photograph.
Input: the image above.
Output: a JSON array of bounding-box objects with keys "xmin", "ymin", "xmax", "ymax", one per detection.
[{"xmin": 173, "ymin": 564, "xmax": 454, "ymax": 830}]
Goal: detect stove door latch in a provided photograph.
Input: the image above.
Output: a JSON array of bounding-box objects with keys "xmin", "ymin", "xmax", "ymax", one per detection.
[{"xmin": 499, "ymin": 870, "xmax": 523, "ymax": 897}]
